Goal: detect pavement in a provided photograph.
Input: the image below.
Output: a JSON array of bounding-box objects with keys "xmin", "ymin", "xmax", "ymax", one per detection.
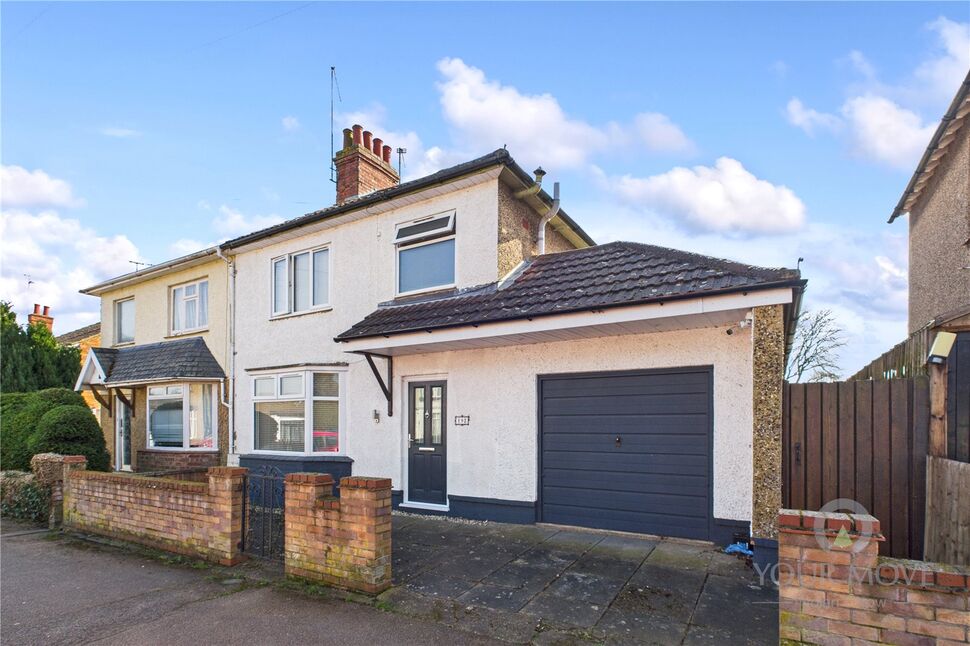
[
  {"xmin": 1, "ymin": 515, "xmax": 778, "ymax": 645},
  {"xmin": 0, "ymin": 520, "xmax": 500, "ymax": 646},
  {"xmin": 385, "ymin": 514, "xmax": 778, "ymax": 645}
]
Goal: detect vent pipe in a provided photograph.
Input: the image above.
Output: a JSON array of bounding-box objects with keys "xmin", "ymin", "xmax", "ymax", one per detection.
[{"xmin": 537, "ymin": 182, "xmax": 560, "ymax": 255}]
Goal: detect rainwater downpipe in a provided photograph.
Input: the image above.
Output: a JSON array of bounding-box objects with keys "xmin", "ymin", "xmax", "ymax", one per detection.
[
  {"xmin": 215, "ymin": 246, "xmax": 236, "ymax": 460},
  {"xmin": 537, "ymin": 182, "xmax": 560, "ymax": 255}
]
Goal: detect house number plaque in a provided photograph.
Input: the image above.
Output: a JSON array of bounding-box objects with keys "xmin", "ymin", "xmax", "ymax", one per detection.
[{"xmin": 454, "ymin": 415, "xmax": 470, "ymax": 426}]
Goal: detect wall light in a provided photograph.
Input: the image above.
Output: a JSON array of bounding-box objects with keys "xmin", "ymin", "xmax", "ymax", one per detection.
[{"xmin": 927, "ymin": 331, "xmax": 956, "ymax": 365}]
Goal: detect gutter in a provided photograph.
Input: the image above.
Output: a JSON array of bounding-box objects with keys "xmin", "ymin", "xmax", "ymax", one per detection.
[{"xmin": 80, "ymin": 247, "xmax": 218, "ymax": 296}]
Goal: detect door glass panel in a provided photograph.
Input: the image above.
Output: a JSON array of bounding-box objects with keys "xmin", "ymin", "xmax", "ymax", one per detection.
[
  {"xmin": 431, "ymin": 386, "xmax": 443, "ymax": 444},
  {"xmin": 413, "ymin": 387, "xmax": 425, "ymax": 442}
]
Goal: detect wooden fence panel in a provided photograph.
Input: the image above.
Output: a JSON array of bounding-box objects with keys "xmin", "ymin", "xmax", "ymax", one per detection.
[
  {"xmin": 783, "ymin": 377, "xmax": 929, "ymax": 560},
  {"xmin": 925, "ymin": 456, "xmax": 970, "ymax": 566}
]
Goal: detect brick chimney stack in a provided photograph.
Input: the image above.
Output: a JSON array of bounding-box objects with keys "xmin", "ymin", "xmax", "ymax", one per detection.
[
  {"xmin": 334, "ymin": 124, "xmax": 399, "ymax": 204},
  {"xmin": 28, "ymin": 304, "xmax": 54, "ymax": 332}
]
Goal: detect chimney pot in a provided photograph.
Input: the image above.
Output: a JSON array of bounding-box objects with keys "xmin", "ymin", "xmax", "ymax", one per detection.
[
  {"xmin": 334, "ymin": 125, "xmax": 400, "ymax": 204},
  {"xmin": 33, "ymin": 304, "xmax": 41, "ymax": 314},
  {"xmin": 42, "ymin": 306, "xmax": 50, "ymax": 316},
  {"xmin": 342, "ymin": 128, "xmax": 353, "ymax": 150}
]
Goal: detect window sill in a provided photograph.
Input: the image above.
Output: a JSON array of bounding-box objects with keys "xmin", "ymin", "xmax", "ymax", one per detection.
[
  {"xmin": 165, "ymin": 328, "xmax": 209, "ymax": 339},
  {"xmin": 395, "ymin": 284, "xmax": 456, "ymax": 299},
  {"xmin": 246, "ymin": 452, "xmax": 350, "ymax": 461},
  {"xmin": 142, "ymin": 448, "xmax": 219, "ymax": 453},
  {"xmin": 113, "ymin": 341, "xmax": 135, "ymax": 348},
  {"xmin": 269, "ymin": 306, "xmax": 332, "ymax": 322}
]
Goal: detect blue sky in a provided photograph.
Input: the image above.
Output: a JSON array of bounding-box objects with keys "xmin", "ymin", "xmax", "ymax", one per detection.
[{"xmin": 2, "ymin": 2, "xmax": 968, "ymax": 375}]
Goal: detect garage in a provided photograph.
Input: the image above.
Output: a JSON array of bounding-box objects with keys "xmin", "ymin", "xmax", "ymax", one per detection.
[{"xmin": 538, "ymin": 367, "xmax": 713, "ymax": 541}]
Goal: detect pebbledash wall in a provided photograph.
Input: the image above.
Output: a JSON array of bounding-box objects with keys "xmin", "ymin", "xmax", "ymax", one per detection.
[{"xmin": 778, "ymin": 509, "xmax": 970, "ymax": 645}]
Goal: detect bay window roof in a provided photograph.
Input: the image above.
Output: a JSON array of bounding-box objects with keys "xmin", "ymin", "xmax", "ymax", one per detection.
[{"xmin": 76, "ymin": 337, "xmax": 224, "ymax": 390}]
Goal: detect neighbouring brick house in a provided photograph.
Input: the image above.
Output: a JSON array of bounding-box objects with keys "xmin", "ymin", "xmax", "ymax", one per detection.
[
  {"xmin": 56, "ymin": 320, "xmax": 102, "ymax": 415},
  {"xmin": 75, "ymin": 248, "xmax": 231, "ymax": 472}
]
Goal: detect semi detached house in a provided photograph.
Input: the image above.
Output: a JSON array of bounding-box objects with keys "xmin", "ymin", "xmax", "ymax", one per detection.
[{"xmin": 76, "ymin": 124, "xmax": 806, "ymax": 555}]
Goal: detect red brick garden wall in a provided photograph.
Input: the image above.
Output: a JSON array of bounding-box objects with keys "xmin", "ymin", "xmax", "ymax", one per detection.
[
  {"xmin": 62, "ymin": 456, "xmax": 245, "ymax": 565},
  {"xmin": 136, "ymin": 449, "xmax": 221, "ymax": 473},
  {"xmin": 778, "ymin": 509, "xmax": 970, "ymax": 645},
  {"xmin": 284, "ymin": 473, "xmax": 392, "ymax": 594}
]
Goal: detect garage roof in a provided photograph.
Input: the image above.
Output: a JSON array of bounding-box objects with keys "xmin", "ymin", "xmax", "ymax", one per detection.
[{"xmin": 336, "ymin": 241, "xmax": 804, "ymax": 342}]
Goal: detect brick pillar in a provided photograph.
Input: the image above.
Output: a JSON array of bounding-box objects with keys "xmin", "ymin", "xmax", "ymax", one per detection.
[
  {"xmin": 205, "ymin": 466, "xmax": 247, "ymax": 565},
  {"xmin": 61, "ymin": 456, "xmax": 88, "ymax": 528},
  {"xmin": 284, "ymin": 473, "xmax": 392, "ymax": 594}
]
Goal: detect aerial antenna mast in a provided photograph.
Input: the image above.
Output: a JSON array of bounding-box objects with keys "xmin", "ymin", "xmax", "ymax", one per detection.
[{"xmin": 330, "ymin": 66, "xmax": 342, "ymax": 184}]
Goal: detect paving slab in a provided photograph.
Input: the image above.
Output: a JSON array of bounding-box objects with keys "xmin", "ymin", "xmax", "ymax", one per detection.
[
  {"xmin": 690, "ymin": 574, "xmax": 778, "ymax": 641},
  {"xmin": 596, "ymin": 606, "xmax": 689, "ymax": 646},
  {"xmin": 521, "ymin": 589, "xmax": 609, "ymax": 628},
  {"xmin": 644, "ymin": 540, "xmax": 716, "ymax": 570}
]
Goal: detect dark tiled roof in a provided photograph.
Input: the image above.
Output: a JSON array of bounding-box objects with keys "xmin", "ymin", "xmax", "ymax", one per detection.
[
  {"xmin": 91, "ymin": 337, "xmax": 225, "ymax": 385},
  {"xmin": 56, "ymin": 322, "xmax": 100, "ymax": 345},
  {"xmin": 336, "ymin": 241, "xmax": 804, "ymax": 341},
  {"xmin": 222, "ymin": 149, "xmax": 595, "ymax": 249}
]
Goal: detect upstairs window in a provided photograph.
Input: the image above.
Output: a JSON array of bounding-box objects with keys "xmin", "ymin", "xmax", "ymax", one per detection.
[
  {"xmin": 272, "ymin": 247, "xmax": 330, "ymax": 317},
  {"xmin": 395, "ymin": 212, "xmax": 456, "ymax": 295},
  {"xmin": 171, "ymin": 279, "xmax": 208, "ymax": 334},
  {"xmin": 115, "ymin": 298, "xmax": 135, "ymax": 344}
]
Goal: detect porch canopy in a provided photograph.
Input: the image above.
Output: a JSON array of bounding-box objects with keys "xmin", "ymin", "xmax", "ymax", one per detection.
[
  {"xmin": 75, "ymin": 337, "xmax": 225, "ymax": 414},
  {"xmin": 335, "ymin": 241, "xmax": 805, "ymax": 358}
]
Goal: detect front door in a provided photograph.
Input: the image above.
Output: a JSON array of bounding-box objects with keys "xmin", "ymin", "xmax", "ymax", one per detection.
[
  {"xmin": 408, "ymin": 381, "xmax": 447, "ymax": 504},
  {"xmin": 115, "ymin": 397, "xmax": 132, "ymax": 471}
]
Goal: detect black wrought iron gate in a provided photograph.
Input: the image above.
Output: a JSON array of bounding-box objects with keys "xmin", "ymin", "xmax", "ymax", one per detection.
[{"xmin": 243, "ymin": 466, "xmax": 285, "ymax": 560}]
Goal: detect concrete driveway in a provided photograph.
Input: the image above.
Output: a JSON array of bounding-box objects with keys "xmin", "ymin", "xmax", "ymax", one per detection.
[
  {"xmin": 0, "ymin": 520, "xmax": 499, "ymax": 646},
  {"xmin": 385, "ymin": 514, "xmax": 778, "ymax": 645}
]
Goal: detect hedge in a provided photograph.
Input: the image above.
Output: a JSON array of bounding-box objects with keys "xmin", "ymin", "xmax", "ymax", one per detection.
[
  {"xmin": 0, "ymin": 388, "xmax": 107, "ymax": 472},
  {"xmin": 0, "ymin": 471, "xmax": 50, "ymax": 524}
]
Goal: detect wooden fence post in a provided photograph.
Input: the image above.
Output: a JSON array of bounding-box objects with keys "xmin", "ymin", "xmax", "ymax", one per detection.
[{"xmin": 929, "ymin": 363, "xmax": 948, "ymax": 457}]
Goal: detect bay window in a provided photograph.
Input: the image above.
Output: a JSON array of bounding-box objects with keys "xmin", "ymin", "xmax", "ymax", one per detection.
[
  {"xmin": 271, "ymin": 246, "xmax": 330, "ymax": 316},
  {"xmin": 171, "ymin": 279, "xmax": 209, "ymax": 334},
  {"xmin": 252, "ymin": 371, "xmax": 342, "ymax": 454},
  {"xmin": 395, "ymin": 211, "xmax": 455, "ymax": 295},
  {"xmin": 147, "ymin": 383, "xmax": 217, "ymax": 450}
]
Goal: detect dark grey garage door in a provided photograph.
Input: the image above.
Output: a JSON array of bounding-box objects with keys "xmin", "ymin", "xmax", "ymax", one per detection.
[{"xmin": 539, "ymin": 368, "xmax": 713, "ymax": 540}]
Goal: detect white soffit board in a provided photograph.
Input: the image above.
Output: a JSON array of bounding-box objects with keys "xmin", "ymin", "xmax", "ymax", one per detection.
[{"xmin": 341, "ymin": 287, "xmax": 793, "ymax": 356}]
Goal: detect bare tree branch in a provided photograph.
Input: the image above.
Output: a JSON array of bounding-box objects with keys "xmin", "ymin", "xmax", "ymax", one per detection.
[{"xmin": 785, "ymin": 309, "xmax": 847, "ymax": 382}]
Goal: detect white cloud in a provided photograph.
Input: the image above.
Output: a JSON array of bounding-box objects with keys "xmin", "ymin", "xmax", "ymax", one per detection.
[
  {"xmin": 170, "ymin": 238, "xmax": 210, "ymax": 256},
  {"xmin": 841, "ymin": 95, "xmax": 935, "ymax": 169},
  {"xmin": 1, "ymin": 165, "xmax": 85, "ymax": 208},
  {"xmin": 912, "ymin": 17, "xmax": 970, "ymax": 103},
  {"xmin": 212, "ymin": 205, "xmax": 284, "ymax": 238},
  {"xmin": 99, "ymin": 126, "xmax": 142, "ymax": 138},
  {"xmin": 281, "ymin": 115, "xmax": 301, "ymax": 132},
  {"xmin": 597, "ymin": 157, "xmax": 806, "ymax": 235},
  {"xmin": 785, "ymin": 98, "xmax": 842, "ymax": 136},
  {"xmin": 0, "ymin": 206, "xmax": 144, "ymax": 335},
  {"xmin": 846, "ymin": 50, "xmax": 876, "ymax": 80},
  {"xmin": 434, "ymin": 58, "xmax": 694, "ymax": 170}
]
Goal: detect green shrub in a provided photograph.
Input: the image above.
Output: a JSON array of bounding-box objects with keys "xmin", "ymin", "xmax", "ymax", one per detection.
[
  {"xmin": 33, "ymin": 388, "xmax": 87, "ymax": 409},
  {"xmin": 0, "ymin": 388, "xmax": 91, "ymax": 471},
  {"xmin": 0, "ymin": 471, "xmax": 50, "ymax": 524},
  {"xmin": 29, "ymin": 405, "xmax": 110, "ymax": 472}
]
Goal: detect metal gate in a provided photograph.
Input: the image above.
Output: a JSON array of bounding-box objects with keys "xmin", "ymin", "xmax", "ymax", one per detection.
[{"xmin": 243, "ymin": 465, "xmax": 285, "ymax": 561}]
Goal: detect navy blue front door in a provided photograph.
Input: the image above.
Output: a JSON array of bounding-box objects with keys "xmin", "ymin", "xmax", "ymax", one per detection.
[{"xmin": 408, "ymin": 381, "xmax": 447, "ymax": 504}]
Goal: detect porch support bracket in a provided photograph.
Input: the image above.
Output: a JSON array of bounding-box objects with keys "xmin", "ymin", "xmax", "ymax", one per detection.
[
  {"xmin": 114, "ymin": 388, "xmax": 135, "ymax": 417},
  {"xmin": 88, "ymin": 386, "xmax": 112, "ymax": 416},
  {"xmin": 361, "ymin": 352, "xmax": 393, "ymax": 417}
]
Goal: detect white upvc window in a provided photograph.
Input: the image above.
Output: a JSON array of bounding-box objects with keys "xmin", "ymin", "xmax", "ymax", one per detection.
[
  {"xmin": 147, "ymin": 383, "xmax": 218, "ymax": 451},
  {"xmin": 171, "ymin": 279, "xmax": 209, "ymax": 334},
  {"xmin": 395, "ymin": 211, "xmax": 456, "ymax": 296},
  {"xmin": 271, "ymin": 246, "xmax": 331, "ymax": 317},
  {"xmin": 115, "ymin": 298, "xmax": 135, "ymax": 345},
  {"xmin": 252, "ymin": 371, "xmax": 342, "ymax": 455}
]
